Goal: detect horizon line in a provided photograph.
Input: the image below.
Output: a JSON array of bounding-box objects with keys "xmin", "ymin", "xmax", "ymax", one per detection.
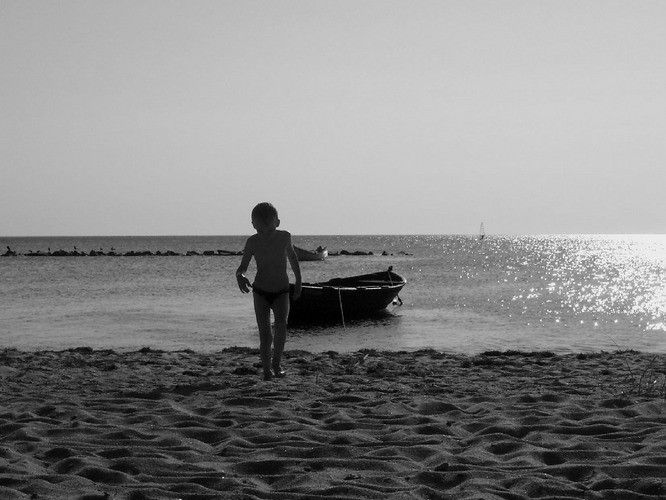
[{"xmin": 2, "ymin": 232, "xmax": 665, "ymax": 238}]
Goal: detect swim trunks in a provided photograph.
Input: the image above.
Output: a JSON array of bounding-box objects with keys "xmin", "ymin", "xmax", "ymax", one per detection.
[{"xmin": 252, "ymin": 285, "xmax": 290, "ymax": 306}]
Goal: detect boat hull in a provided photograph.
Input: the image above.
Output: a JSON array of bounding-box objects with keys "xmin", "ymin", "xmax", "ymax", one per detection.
[
  {"xmin": 288, "ymin": 269, "xmax": 405, "ymax": 323},
  {"xmin": 294, "ymin": 246, "xmax": 328, "ymax": 261}
]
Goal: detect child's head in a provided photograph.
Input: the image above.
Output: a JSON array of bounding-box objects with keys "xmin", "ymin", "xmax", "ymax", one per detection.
[{"xmin": 251, "ymin": 202, "xmax": 280, "ymax": 232}]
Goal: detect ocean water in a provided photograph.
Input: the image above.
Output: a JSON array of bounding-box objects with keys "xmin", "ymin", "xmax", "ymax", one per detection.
[{"xmin": 1, "ymin": 235, "xmax": 665, "ymax": 354}]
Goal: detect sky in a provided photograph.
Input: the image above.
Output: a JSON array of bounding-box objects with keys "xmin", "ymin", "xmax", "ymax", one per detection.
[{"xmin": 1, "ymin": 1, "xmax": 665, "ymax": 236}]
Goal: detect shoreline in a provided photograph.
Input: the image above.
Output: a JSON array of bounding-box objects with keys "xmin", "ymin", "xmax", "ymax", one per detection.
[{"xmin": 1, "ymin": 348, "xmax": 665, "ymax": 499}]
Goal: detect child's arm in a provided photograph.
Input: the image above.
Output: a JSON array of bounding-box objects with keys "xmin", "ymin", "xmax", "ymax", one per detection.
[
  {"xmin": 286, "ymin": 238, "xmax": 302, "ymax": 299},
  {"xmin": 236, "ymin": 248, "xmax": 253, "ymax": 293}
]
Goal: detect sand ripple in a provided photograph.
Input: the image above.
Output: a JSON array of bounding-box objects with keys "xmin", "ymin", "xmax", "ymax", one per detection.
[{"xmin": 1, "ymin": 347, "xmax": 665, "ymax": 499}]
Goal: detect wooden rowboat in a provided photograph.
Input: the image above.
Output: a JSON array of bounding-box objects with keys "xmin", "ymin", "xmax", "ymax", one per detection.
[
  {"xmin": 288, "ymin": 267, "xmax": 405, "ymax": 323},
  {"xmin": 294, "ymin": 245, "xmax": 328, "ymax": 261}
]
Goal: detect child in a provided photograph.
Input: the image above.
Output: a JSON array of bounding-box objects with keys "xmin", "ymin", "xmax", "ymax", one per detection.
[{"xmin": 236, "ymin": 202, "xmax": 302, "ymax": 380}]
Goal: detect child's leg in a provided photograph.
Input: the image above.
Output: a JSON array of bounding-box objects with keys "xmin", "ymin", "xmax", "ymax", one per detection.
[
  {"xmin": 253, "ymin": 293, "xmax": 273, "ymax": 379},
  {"xmin": 271, "ymin": 294, "xmax": 290, "ymax": 374}
]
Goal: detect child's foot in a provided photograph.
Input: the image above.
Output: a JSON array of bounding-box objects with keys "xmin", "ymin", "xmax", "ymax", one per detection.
[
  {"xmin": 272, "ymin": 367, "xmax": 286, "ymax": 378},
  {"xmin": 263, "ymin": 371, "xmax": 273, "ymax": 381}
]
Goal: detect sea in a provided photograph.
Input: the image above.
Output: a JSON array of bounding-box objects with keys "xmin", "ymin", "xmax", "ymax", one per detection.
[{"xmin": 1, "ymin": 235, "xmax": 665, "ymax": 355}]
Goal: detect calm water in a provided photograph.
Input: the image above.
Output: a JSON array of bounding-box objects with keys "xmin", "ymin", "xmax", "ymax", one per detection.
[{"xmin": 1, "ymin": 235, "xmax": 665, "ymax": 354}]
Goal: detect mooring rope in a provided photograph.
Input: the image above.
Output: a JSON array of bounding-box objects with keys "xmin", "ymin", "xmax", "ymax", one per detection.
[{"xmin": 337, "ymin": 287, "xmax": 347, "ymax": 332}]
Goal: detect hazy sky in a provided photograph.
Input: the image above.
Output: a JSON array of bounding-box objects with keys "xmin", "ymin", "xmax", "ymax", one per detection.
[{"xmin": 2, "ymin": 1, "xmax": 664, "ymax": 236}]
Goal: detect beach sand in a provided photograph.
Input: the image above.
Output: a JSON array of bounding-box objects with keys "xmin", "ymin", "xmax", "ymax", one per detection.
[{"xmin": 1, "ymin": 347, "xmax": 665, "ymax": 500}]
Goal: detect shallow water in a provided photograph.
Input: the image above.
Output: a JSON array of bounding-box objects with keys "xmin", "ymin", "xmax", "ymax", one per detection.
[{"xmin": 1, "ymin": 234, "xmax": 665, "ymax": 354}]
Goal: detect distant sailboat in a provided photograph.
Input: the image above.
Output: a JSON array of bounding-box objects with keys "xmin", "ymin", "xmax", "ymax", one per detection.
[{"xmin": 479, "ymin": 222, "xmax": 485, "ymax": 240}]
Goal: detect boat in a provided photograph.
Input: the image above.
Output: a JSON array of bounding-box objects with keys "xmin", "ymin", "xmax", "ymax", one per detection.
[
  {"xmin": 288, "ymin": 267, "xmax": 405, "ymax": 323},
  {"xmin": 294, "ymin": 245, "xmax": 328, "ymax": 261}
]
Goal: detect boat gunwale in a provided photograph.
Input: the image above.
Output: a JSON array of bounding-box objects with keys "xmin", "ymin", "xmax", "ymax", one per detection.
[{"xmin": 299, "ymin": 272, "xmax": 406, "ymax": 292}]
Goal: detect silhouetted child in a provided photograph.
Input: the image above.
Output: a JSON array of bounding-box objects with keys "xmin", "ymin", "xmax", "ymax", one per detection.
[{"xmin": 236, "ymin": 202, "xmax": 302, "ymax": 380}]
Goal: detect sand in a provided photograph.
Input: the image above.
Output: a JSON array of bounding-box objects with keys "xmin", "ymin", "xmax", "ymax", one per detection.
[{"xmin": 1, "ymin": 347, "xmax": 665, "ymax": 500}]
